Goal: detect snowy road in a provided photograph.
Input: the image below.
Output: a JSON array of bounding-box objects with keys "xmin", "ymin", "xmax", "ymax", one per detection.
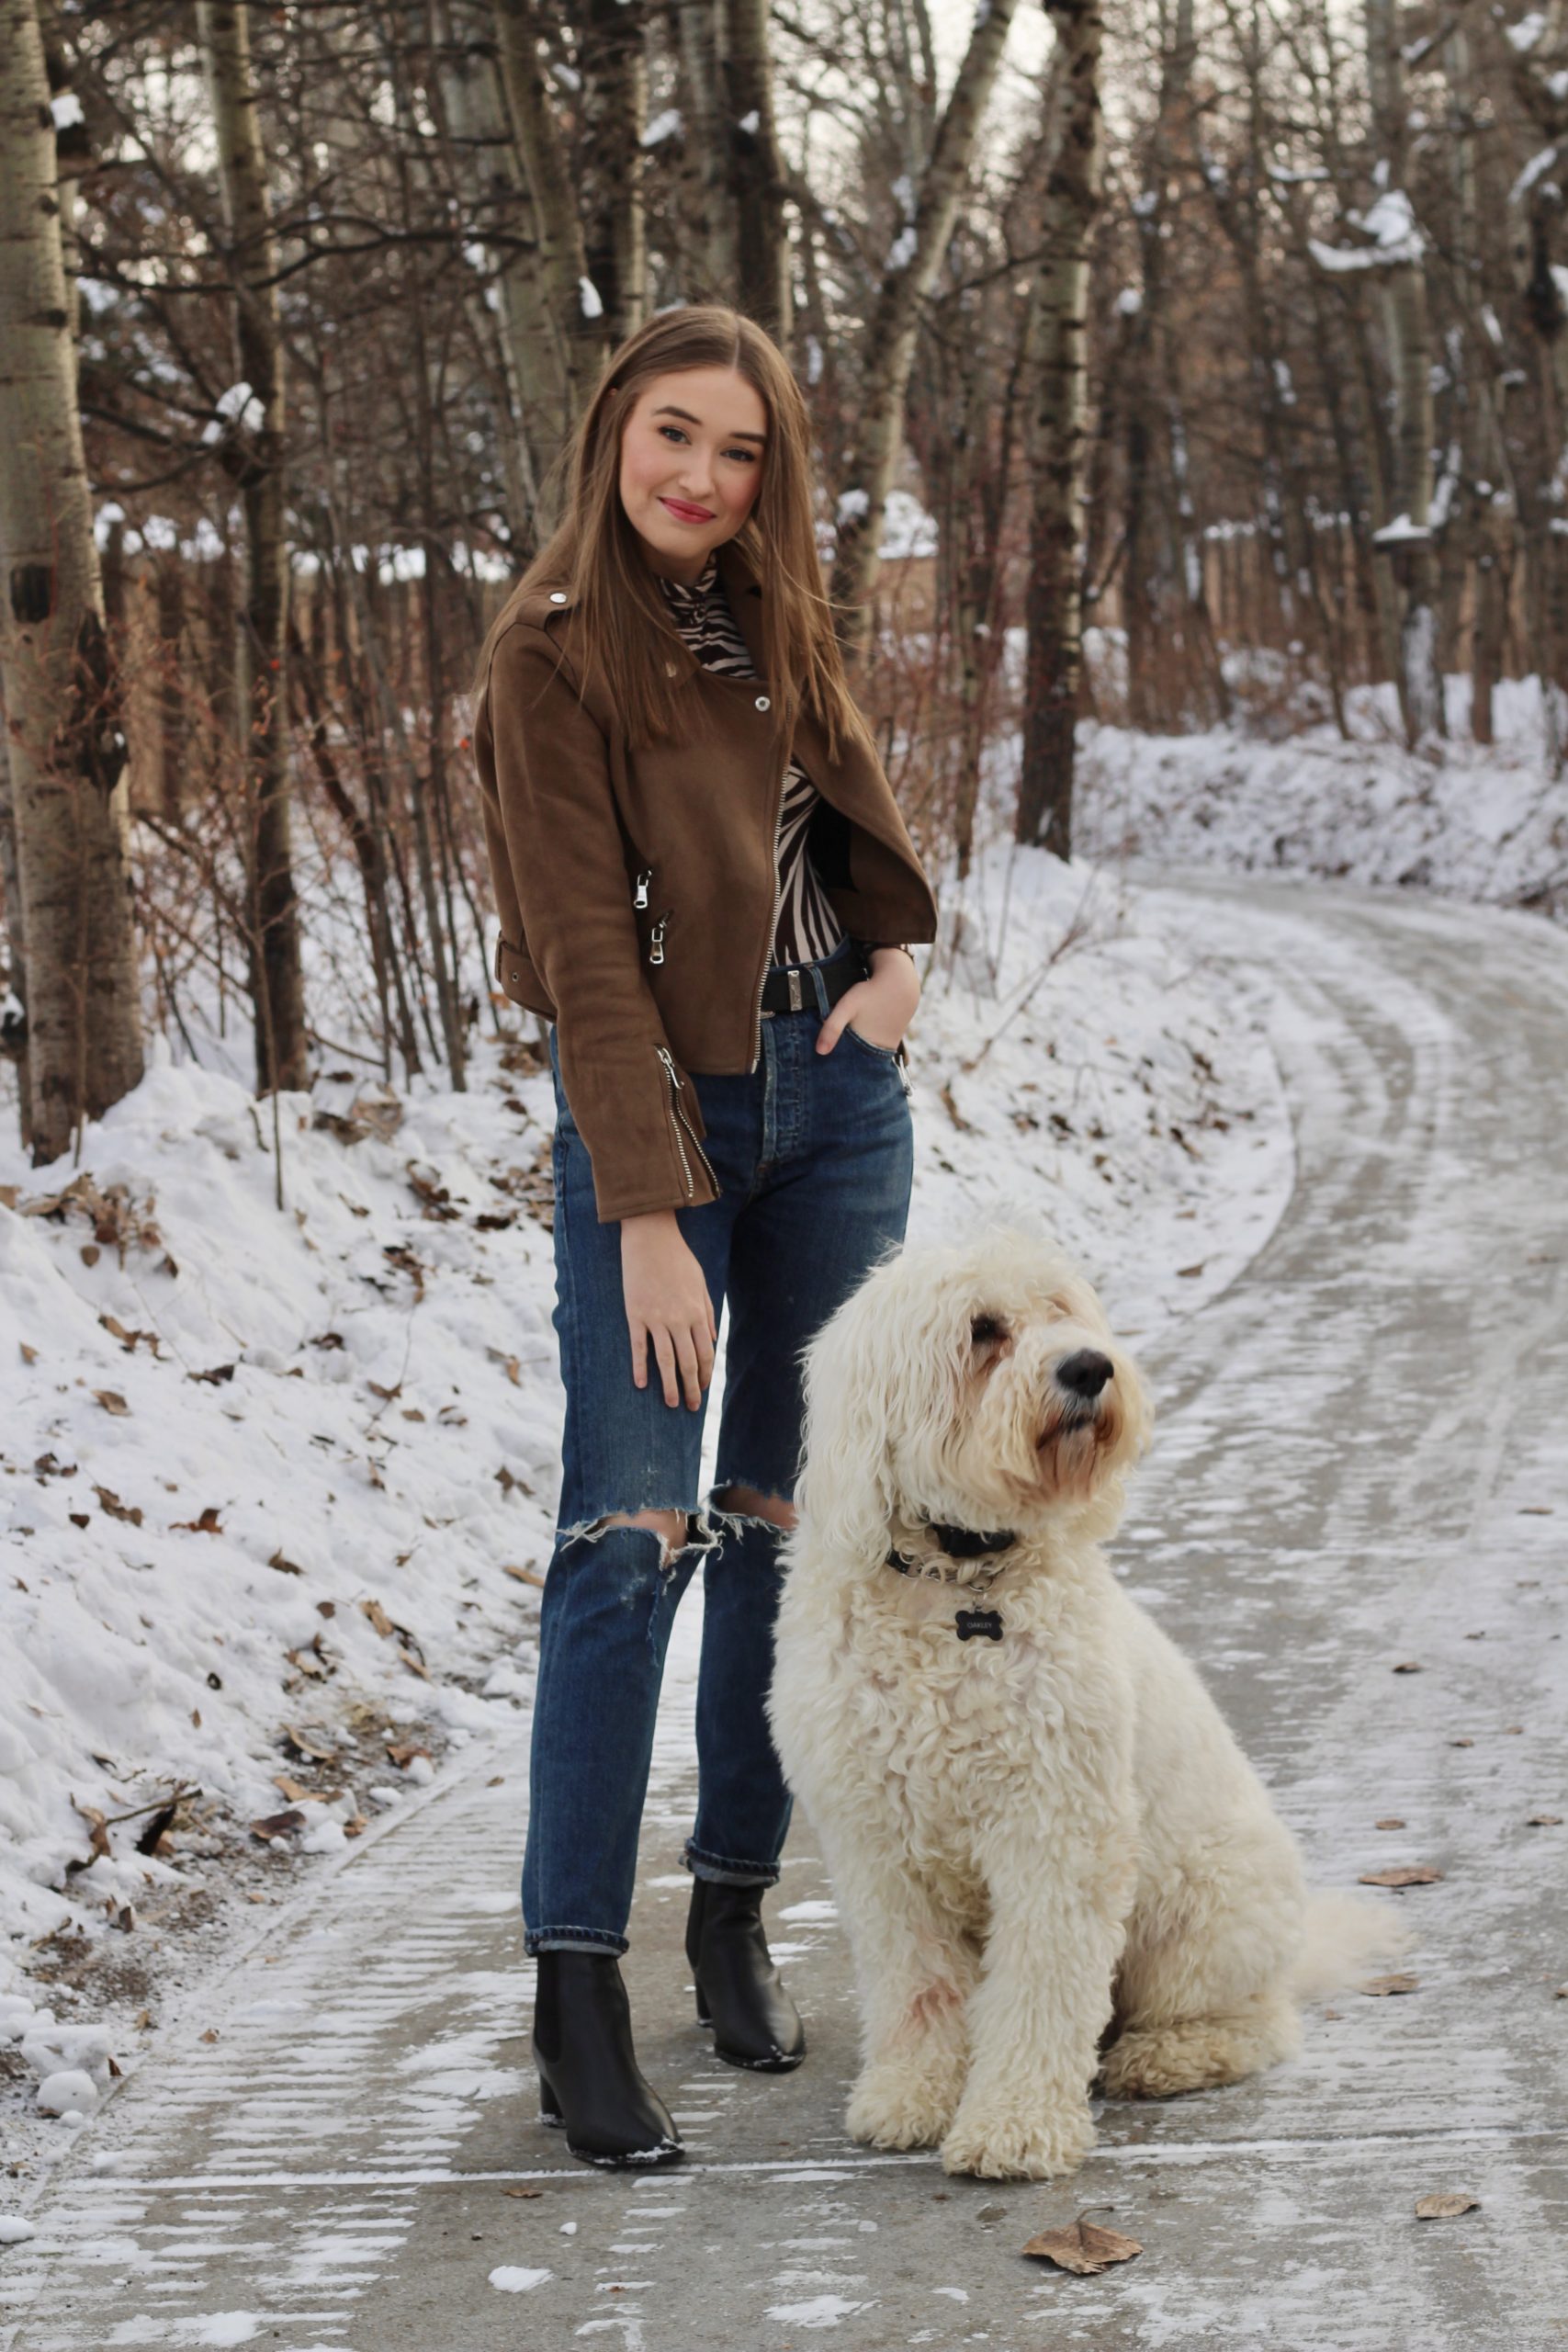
[{"xmin": 3, "ymin": 877, "xmax": 1566, "ymax": 2350}]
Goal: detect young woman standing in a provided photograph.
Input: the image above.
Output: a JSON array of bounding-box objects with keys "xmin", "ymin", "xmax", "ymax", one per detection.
[{"xmin": 472, "ymin": 307, "xmax": 938, "ymax": 2169}]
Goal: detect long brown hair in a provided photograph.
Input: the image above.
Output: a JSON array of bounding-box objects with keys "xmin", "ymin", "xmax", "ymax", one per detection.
[{"xmin": 469, "ymin": 306, "xmax": 875, "ymax": 764}]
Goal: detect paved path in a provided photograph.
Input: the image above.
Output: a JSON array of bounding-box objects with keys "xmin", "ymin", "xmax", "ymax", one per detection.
[{"xmin": 3, "ymin": 880, "xmax": 1565, "ymax": 2351}]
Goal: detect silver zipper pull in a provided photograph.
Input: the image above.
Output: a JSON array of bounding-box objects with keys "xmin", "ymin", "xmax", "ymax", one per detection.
[
  {"xmin": 656, "ymin": 1045, "xmax": 681, "ymax": 1087},
  {"xmin": 633, "ymin": 868, "xmax": 651, "ymax": 910},
  {"xmin": 649, "ymin": 913, "xmax": 668, "ymax": 966}
]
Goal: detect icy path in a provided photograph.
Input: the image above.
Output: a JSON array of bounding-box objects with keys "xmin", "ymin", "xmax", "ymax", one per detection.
[{"xmin": 3, "ymin": 878, "xmax": 1565, "ymax": 2350}]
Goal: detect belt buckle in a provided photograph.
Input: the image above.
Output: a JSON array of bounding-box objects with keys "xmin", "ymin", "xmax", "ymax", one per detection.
[{"xmin": 787, "ymin": 969, "xmax": 803, "ymax": 1012}]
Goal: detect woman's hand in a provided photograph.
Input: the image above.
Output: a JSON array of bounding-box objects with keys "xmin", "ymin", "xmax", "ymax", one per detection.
[
  {"xmin": 620, "ymin": 1209, "xmax": 716, "ymax": 1409},
  {"xmin": 816, "ymin": 945, "xmax": 921, "ymax": 1056}
]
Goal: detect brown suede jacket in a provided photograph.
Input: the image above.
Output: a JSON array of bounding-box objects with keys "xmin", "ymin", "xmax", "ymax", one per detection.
[{"xmin": 474, "ymin": 535, "xmax": 939, "ymax": 1222}]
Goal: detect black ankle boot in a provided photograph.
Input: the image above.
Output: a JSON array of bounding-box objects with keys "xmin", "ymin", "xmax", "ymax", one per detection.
[
  {"xmin": 532, "ymin": 1951, "xmax": 683, "ymax": 2168},
  {"xmin": 686, "ymin": 1878, "xmax": 806, "ymax": 2073}
]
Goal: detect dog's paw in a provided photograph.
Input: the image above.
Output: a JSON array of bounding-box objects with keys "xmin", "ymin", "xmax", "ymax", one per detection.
[
  {"xmin": 939, "ymin": 2098, "xmax": 1094, "ymax": 2181},
  {"xmin": 1101, "ymin": 2005, "xmax": 1298, "ymax": 2099},
  {"xmin": 845, "ymin": 2064, "xmax": 960, "ymax": 2151}
]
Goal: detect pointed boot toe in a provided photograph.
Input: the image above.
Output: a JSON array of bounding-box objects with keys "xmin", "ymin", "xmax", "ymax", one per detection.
[
  {"xmin": 532, "ymin": 1951, "xmax": 684, "ymax": 2169},
  {"xmin": 686, "ymin": 1877, "xmax": 806, "ymax": 2073}
]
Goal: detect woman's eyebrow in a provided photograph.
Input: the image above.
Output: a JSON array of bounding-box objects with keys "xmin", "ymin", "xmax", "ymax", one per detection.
[{"xmin": 651, "ymin": 402, "xmax": 767, "ymax": 445}]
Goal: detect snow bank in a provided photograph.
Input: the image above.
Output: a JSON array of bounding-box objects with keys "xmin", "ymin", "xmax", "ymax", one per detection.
[{"xmin": 1077, "ymin": 673, "xmax": 1567, "ymax": 918}]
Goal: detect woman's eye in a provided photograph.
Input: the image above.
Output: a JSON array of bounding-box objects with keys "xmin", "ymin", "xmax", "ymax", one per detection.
[{"xmin": 657, "ymin": 425, "xmax": 755, "ymax": 462}]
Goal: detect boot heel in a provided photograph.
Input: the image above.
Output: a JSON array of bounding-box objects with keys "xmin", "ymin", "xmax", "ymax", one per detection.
[
  {"xmin": 537, "ymin": 2071, "xmax": 564, "ymax": 2125},
  {"xmin": 694, "ymin": 1984, "xmax": 712, "ymax": 2030}
]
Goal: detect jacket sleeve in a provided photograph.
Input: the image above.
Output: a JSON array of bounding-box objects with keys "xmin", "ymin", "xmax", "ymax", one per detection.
[{"xmin": 483, "ymin": 621, "xmax": 719, "ymax": 1223}]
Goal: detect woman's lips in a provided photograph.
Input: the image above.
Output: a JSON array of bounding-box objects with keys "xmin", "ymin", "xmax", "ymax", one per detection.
[{"xmin": 660, "ymin": 496, "xmax": 714, "ymax": 523}]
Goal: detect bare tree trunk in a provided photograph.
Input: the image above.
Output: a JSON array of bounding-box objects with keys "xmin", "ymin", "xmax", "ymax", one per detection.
[
  {"xmin": 493, "ymin": 0, "xmax": 611, "ymax": 433},
  {"xmin": 1016, "ymin": 0, "xmax": 1105, "ymax": 858},
  {"xmin": 197, "ymin": 0, "xmax": 309, "ymax": 1093},
  {"xmin": 579, "ymin": 0, "xmax": 648, "ymax": 346},
  {"xmin": 1366, "ymin": 0, "xmax": 1445, "ymax": 747},
  {"xmin": 0, "ymin": 0, "xmax": 143, "ymax": 1162},
  {"xmin": 829, "ymin": 0, "xmax": 1022, "ymax": 661},
  {"xmin": 677, "ymin": 0, "xmax": 735, "ymax": 300},
  {"xmin": 725, "ymin": 0, "xmax": 792, "ymax": 340},
  {"xmin": 429, "ymin": 0, "xmax": 558, "ymax": 544}
]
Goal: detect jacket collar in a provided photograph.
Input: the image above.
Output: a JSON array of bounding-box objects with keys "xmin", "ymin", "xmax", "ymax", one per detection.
[{"xmin": 516, "ymin": 536, "xmax": 768, "ymax": 679}]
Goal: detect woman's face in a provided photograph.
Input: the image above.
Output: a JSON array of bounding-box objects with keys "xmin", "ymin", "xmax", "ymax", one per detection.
[{"xmin": 617, "ymin": 366, "xmax": 768, "ymax": 584}]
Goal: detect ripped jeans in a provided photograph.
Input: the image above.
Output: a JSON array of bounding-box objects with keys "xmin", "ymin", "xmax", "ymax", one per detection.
[{"xmin": 522, "ymin": 935, "xmax": 915, "ymax": 1955}]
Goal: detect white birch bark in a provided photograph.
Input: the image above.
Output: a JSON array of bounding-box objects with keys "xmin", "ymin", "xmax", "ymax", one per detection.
[{"xmin": 0, "ymin": 0, "xmax": 143, "ymax": 1161}]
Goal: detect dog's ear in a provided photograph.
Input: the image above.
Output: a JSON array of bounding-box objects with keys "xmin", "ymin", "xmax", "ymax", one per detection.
[{"xmin": 795, "ymin": 1268, "xmax": 906, "ymax": 1575}]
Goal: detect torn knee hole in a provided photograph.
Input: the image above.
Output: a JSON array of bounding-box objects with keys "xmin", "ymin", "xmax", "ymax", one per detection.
[
  {"xmin": 714, "ymin": 1483, "xmax": 797, "ymax": 1532},
  {"xmin": 590, "ymin": 1507, "xmax": 701, "ymax": 1571}
]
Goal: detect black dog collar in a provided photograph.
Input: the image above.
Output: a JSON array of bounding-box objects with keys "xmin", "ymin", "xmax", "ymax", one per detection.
[{"xmin": 885, "ymin": 1521, "xmax": 1018, "ymax": 1638}]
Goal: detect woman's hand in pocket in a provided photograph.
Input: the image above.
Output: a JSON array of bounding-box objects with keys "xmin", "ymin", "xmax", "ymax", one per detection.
[
  {"xmin": 620, "ymin": 1210, "xmax": 716, "ymax": 1409},
  {"xmin": 817, "ymin": 945, "xmax": 921, "ymax": 1056}
]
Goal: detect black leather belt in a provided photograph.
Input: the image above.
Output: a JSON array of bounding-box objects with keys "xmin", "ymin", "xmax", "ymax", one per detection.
[{"xmin": 760, "ymin": 942, "xmax": 869, "ymax": 1015}]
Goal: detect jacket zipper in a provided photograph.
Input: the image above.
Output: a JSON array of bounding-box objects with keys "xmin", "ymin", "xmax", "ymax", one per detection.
[
  {"xmin": 748, "ymin": 747, "xmax": 791, "ymax": 1071},
  {"xmin": 649, "ymin": 909, "xmax": 671, "ymax": 967},
  {"xmin": 656, "ymin": 1045, "xmax": 716, "ymax": 1197},
  {"xmin": 633, "ymin": 867, "xmax": 652, "ymax": 910}
]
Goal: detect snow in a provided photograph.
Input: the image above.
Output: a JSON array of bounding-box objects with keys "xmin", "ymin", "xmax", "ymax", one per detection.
[
  {"xmin": 1506, "ymin": 8, "xmax": 1546, "ymax": 51},
  {"xmin": 1077, "ymin": 669, "xmax": 1567, "ymax": 917},
  {"xmin": 199, "ymin": 383, "xmax": 265, "ymax": 446},
  {"xmin": 641, "ymin": 107, "xmax": 683, "ymax": 147},
  {"xmin": 51, "ymin": 93, "xmax": 84, "ymax": 130},
  {"xmin": 489, "ymin": 2262, "xmax": 549, "ymax": 2288},
  {"xmin": 1309, "ymin": 189, "xmax": 1423, "ymax": 274},
  {"xmin": 579, "ymin": 277, "xmax": 603, "ymax": 322},
  {"xmin": 737, "ymin": 108, "xmax": 761, "ymax": 135},
  {"xmin": 0, "ymin": 2216, "xmax": 37, "ymax": 2244}
]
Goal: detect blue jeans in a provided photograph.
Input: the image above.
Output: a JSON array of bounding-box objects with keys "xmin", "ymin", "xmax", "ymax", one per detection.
[{"xmin": 522, "ymin": 935, "xmax": 915, "ymax": 1955}]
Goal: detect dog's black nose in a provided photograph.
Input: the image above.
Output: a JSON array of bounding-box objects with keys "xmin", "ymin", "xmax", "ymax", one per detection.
[{"xmin": 1056, "ymin": 1349, "xmax": 1113, "ymax": 1399}]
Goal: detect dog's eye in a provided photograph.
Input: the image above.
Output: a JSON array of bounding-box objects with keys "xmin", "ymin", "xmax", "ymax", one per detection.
[{"xmin": 970, "ymin": 1312, "xmax": 1007, "ymax": 1347}]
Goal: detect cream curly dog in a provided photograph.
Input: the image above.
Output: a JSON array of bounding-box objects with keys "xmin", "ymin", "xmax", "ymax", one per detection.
[{"xmin": 768, "ymin": 1227, "xmax": 1396, "ymax": 2181}]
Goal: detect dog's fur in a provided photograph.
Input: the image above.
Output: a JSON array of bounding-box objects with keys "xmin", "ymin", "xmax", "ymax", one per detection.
[{"xmin": 768, "ymin": 1227, "xmax": 1399, "ymax": 2180}]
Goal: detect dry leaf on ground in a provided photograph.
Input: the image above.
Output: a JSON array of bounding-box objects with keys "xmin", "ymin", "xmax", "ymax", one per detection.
[
  {"xmin": 93, "ymin": 1390, "xmax": 130, "ymax": 1416},
  {"xmin": 1526, "ymin": 1814, "xmax": 1562, "ymax": 1827},
  {"xmin": 250, "ymin": 1808, "xmax": 308, "ymax": 1842},
  {"xmin": 1359, "ymin": 1973, "xmax": 1419, "ymax": 1996},
  {"xmin": 1374, "ymin": 1817, "xmax": 1405, "ymax": 1830},
  {"xmin": 1021, "ymin": 2217, "xmax": 1143, "ymax": 2275},
  {"xmin": 1415, "ymin": 2193, "xmax": 1479, "ymax": 2220},
  {"xmin": 281, "ymin": 1724, "xmax": 336, "ymax": 1763},
  {"xmin": 1359, "ymin": 1866, "xmax": 1443, "ymax": 1888},
  {"xmin": 1392, "ymin": 1660, "xmax": 1423, "ymax": 1674},
  {"xmin": 361, "ymin": 1599, "xmax": 395, "ymax": 1638},
  {"xmin": 503, "ymin": 1565, "xmax": 546, "ymax": 1588}
]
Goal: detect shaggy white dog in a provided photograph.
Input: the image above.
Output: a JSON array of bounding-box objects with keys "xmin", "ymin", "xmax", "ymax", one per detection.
[{"xmin": 768, "ymin": 1228, "xmax": 1397, "ymax": 2181}]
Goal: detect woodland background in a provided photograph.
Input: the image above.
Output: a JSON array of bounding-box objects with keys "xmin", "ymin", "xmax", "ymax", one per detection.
[{"xmin": 3, "ymin": 0, "xmax": 1568, "ymax": 1166}]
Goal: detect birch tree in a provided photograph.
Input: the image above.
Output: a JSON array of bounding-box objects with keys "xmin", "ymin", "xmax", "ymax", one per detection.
[
  {"xmin": 829, "ymin": 0, "xmax": 1023, "ymax": 660},
  {"xmin": 492, "ymin": 0, "xmax": 611, "ymax": 435},
  {"xmin": 1015, "ymin": 0, "xmax": 1104, "ymax": 857},
  {"xmin": 197, "ymin": 0, "xmax": 309, "ymax": 1091},
  {"xmin": 0, "ymin": 0, "xmax": 143, "ymax": 1160}
]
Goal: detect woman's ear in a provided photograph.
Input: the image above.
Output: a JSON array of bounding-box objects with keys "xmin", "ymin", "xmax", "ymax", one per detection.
[{"xmin": 794, "ymin": 1261, "xmax": 906, "ymax": 1575}]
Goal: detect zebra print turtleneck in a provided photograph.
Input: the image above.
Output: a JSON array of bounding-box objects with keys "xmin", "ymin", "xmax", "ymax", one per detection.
[{"xmin": 656, "ymin": 553, "xmax": 846, "ymax": 969}]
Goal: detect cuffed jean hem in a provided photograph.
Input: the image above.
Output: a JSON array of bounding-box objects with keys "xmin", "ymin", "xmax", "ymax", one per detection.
[
  {"xmin": 524, "ymin": 1928, "xmax": 628, "ymax": 1957},
  {"xmin": 682, "ymin": 1838, "xmax": 782, "ymax": 1888}
]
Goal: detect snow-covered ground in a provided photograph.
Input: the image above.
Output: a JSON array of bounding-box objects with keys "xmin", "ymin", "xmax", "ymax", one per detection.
[
  {"xmin": 0, "ymin": 836, "xmax": 1293, "ymax": 2171},
  {"xmin": 1077, "ymin": 667, "xmax": 1568, "ymax": 918}
]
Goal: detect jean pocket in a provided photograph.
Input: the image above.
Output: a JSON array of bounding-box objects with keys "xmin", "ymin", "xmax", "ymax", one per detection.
[{"xmin": 840, "ymin": 1022, "xmax": 900, "ymax": 1065}]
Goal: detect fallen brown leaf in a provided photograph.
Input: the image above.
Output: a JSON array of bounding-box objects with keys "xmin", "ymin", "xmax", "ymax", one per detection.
[
  {"xmin": 1527, "ymin": 1814, "xmax": 1562, "ymax": 1827},
  {"xmin": 502, "ymin": 2187, "xmax": 543, "ymax": 2200},
  {"xmin": 250, "ymin": 1808, "xmax": 308, "ymax": 1842},
  {"xmin": 1176, "ymin": 1263, "xmax": 1204, "ymax": 1279},
  {"xmin": 269, "ymin": 1548, "xmax": 305, "ymax": 1577},
  {"xmin": 72, "ymin": 1800, "xmax": 112, "ymax": 1861},
  {"xmin": 1392, "ymin": 1661, "xmax": 1422, "ymax": 1674},
  {"xmin": 386, "ymin": 1740, "xmax": 432, "ymax": 1770},
  {"xmin": 173, "ymin": 1506, "xmax": 224, "ymax": 1535},
  {"xmin": 94, "ymin": 1486, "xmax": 144, "ymax": 1526},
  {"xmin": 1359, "ymin": 1973, "xmax": 1420, "ymax": 1997},
  {"xmin": 1375, "ymin": 1817, "xmax": 1405, "ymax": 1830},
  {"xmin": 1022, "ymin": 2217, "xmax": 1143, "ymax": 2275},
  {"xmin": 503, "ymin": 1564, "xmax": 546, "ymax": 1588},
  {"xmin": 361, "ymin": 1598, "xmax": 395, "ymax": 1638},
  {"xmin": 1359, "ymin": 1866, "xmax": 1443, "ymax": 1888},
  {"xmin": 186, "ymin": 1363, "xmax": 236, "ymax": 1385},
  {"xmin": 1415, "ymin": 2193, "xmax": 1478, "ymax": 2220},
  {"xmin": 281, "ymin": 1724, "xmax": 336, "ymax": 1763},
  {"xmin": 94, "ymin": 1390, "xmax": 130, "ymax": 1416},
  {"xmin": 199, "ymin": 2028, "xmax": 220, "ymax": 2044},
  {"xmin": 18, "ymin": 1340, "xmax": 38, "ymax": 1364}
]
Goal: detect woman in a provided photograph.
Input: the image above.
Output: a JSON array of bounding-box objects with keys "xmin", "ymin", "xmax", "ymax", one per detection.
[{"xmin": 471, "ymin": 306, "xmax": 938, "ymax": 2169}]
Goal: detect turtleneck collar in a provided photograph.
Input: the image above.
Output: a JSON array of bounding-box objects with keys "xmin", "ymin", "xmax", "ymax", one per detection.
[{"xmin": 654, "ymin": 550, "xmax": 719, "ymax": 613}]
